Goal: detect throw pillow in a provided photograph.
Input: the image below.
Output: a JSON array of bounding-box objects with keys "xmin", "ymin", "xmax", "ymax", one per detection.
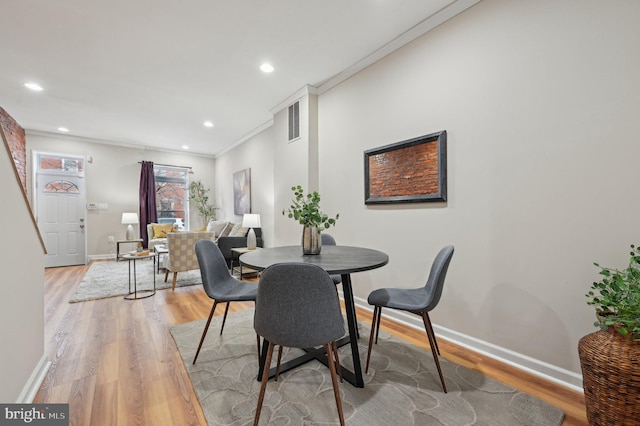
[
  {"xmin": 228, "ymin": 223, "xmax": 249, "ymax": 237},
  {"xmin": 193, "ymin": 226, "xmax": 207, "ymax": 232},
  {"xmin": 219, "ymin": 222, "xmax": 234, "ymax": 238},
  {"xmin": 206, "ymin": 220, "xmax": 229, "ymax": 238},
  {"xmin": 152, "ymin": 223, "xmax": 174, "ymax": 238}
]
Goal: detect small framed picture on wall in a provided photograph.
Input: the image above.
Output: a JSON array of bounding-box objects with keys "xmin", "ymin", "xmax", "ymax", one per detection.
[{"xmin": 233, "ymin": 168, "xmax": 251, "ymax": 214}]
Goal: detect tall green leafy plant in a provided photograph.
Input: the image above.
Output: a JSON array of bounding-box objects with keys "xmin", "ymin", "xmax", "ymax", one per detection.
[
  {"xmin": 283, "ymin": 185, "xmax": 339, "ymax": 231},
  {"xmin": 189, "ymin": 180, "xmax": 219, "ymax": 227},
  {"xmin": 586, "ymin": 244, "xmax": 640, "ymax": 340}
]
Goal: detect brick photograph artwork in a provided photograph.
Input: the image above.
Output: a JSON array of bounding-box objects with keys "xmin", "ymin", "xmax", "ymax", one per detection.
[{"xmin": 364, "ymin": 130, "xmax": 447, "ymax": 204}]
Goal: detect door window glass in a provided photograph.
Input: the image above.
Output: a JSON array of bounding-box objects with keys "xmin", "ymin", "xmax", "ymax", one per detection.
[
  {"xmin": 38, "ymin": 155, "xmax": 84, "ymax": 174},
  {"xmin": 44, "ymin": 180, "xmax": 80, "ymax": 193}
]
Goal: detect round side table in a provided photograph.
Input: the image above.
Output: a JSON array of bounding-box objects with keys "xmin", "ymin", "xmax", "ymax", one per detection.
[{"xmin": 122, "ymin": 252, "xmax": 157, "ymax": 300}]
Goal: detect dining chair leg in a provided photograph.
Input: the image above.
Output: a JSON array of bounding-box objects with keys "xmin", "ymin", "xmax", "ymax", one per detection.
[
  {"xmin": 171, "ymin": 272, "xmax": 178, "ymax": 290},
  {"xmin": 193, "ymin": 301, "xmax": 219, "ymax": 364},
  {"xmin": 254, "ymin": 342, "xmax": 275, "ymax": 426},
  {"xmin": 421, "ymin": 312, "xmax": 447, "ymax": 393},
  {"xmin": 220, "ymin": 302, "xmax": 231, "ymax": 335},
  {"xmin": 324, "ymin": 343, "xmax": 345, "ymax": 426},
  {"xmin": 423, "ymin": 312, "xmax": 440, "ymax": 355},
  {"xmin": 275, "ymin": 346, "xmax": 283, "ymax": 381},
  {"xmin": 164, "ymin": 270, "xmax": 169, "ymax": 282},
  {"xmin": 375, "ymin": 306, "xmax": 382, "ymax": 344},
  {"xmin": 331, "ymin": 341, "xmax": 343, "ymax": 383},
  {"xmin": 365, "ymin": 306, "xmax": 380, "ymax": 374},
  {"xmin": 256, "ymin": 334, "xmax": 261, "ymax": 364}
]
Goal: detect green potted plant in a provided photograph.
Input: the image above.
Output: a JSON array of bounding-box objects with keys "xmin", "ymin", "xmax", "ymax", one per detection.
[
  {"xmin": 283, "ymin": 185, "xmax": 339, "ymax": 254},
  {"xmin": 578, "ymin": 243, "xmax": 640, "ymax": 425},
  {"xmin": 587, "ymin": 244, "xmax": 640, "ymax": 339},
  {"xmin": 189, "ymin": 180, "xmax": 220, "ymax": 227}
]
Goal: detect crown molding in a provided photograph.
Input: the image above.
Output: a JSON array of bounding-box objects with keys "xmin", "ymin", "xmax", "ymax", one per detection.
[
  {"xmin": 316, "ymin": 0, "xmax": 482, "ymax": 95},
  {"xmin": 268, "ymin": 85, "xmax": 320, "ymax": 116},
  {"xmin": 215, "ymin": 118, "xmax": 274, "ymax": 158},
  {"xmin": 264, "ymin": 0, "xmax": 481, "ymax": 121},
  {"xmin": 25, "ymin": 129, "xmax": 216, "ymax": 159}
]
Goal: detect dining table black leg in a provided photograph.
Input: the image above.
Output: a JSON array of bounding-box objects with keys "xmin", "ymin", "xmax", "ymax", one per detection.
[{"xmin": 340, "ymin": 273, "xmax": 364, "ymax": 387}]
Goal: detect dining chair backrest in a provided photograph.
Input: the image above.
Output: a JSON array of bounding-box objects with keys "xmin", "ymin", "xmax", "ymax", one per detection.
[
  {"xmin": 195, "ymin": 239, "xmax": 242, "ymax": 299},
  {"xmin": 320, "ymin": 233, "xmax": 342, "ymax": 285},
  {"xmin": 422, "ymin": 245, "xmax": 455, "ymax": 312},
  {"xmin": 254, "ymin": 263, "xmax": 344, "ymax": 348},
  {"xmin": 321, "ymin": 233, "xmax": 337, "ymax": 246}
]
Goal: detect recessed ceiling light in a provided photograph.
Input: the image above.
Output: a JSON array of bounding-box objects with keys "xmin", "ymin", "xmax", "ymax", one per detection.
[
  {"xmin": 57, "ymin": 127, "xmax": 69, "ymax": 132},
  {"xmin": 182, "ymin": 145, "xmax": 190, "ymax": 150},
  {"xmin": 203, "ymin": 121, "xmax": 214, "ymax": 128},
  {"xmin": 24, "ymin": 82, "xmax": 44, "ymax": 91},
  {"xmin": 260, "ymin": 63, "xmax": 274, "ymax": 73}
]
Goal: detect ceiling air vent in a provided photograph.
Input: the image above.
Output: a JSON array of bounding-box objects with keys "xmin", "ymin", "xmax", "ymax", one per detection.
[{"xmin": 288, "ymin": 101, "xmax": 300, "ymax": 141}]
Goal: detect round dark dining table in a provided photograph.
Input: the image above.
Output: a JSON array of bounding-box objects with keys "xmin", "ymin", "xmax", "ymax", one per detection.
[{"xmin": 240, "ymin": 245, "xmax": 389, "ymax": 388}]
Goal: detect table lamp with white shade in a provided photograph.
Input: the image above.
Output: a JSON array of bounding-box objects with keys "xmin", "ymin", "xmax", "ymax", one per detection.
[
  {"xmin": 121, "ymin": 212, "xmax": 139, "ymax": 240},
  {"xmin": 242, "ymin": 213, "xmax": 261, "ymax": 250}
]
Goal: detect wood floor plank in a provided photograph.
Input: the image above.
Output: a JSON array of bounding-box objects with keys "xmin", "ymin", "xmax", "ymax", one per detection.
[
  {"xmin": 35, "ymin": 263, "xmax": 587, "ymax": 425},
  {"xmin": 95, "ymin": 341, "xmax": 120, "ymax": 385},
  {"xmin": 90, "ymin": 381, "xmax": 118, "ymax": 425},
  {"xmin": 59, "ymin": 375, "xmax": 97, "ymax": 426}
]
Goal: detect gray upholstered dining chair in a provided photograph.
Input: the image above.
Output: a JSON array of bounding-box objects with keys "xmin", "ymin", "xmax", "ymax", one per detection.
[
  {"xmin": 321, "ymin": 233, "xmax": 342, "ymax": 285},
  {"xmin": 193, "ymin": 239, "xmax": 258, "ymax": 364},
  {"xmin": 365, "ymin": 245, "xmax": 454, "ymax": 393},
  {"xmin": 253, "ymin": 263, "xmax": 346, "ymax": 426}
]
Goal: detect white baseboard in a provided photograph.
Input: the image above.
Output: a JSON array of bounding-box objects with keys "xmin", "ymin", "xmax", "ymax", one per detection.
[
  {"xmin": 17, "ymin": 355, "xmax": 51, "ymax": 403},
  {"xmin": 347, "ymin": 294, "xmax": 584, "ymax": 393},
  {"xmin": 88, "ymin": 254, "xmax": 116, "ymax": 261}
]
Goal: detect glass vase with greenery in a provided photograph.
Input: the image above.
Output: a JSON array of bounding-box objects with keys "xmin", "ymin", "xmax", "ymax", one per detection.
[
  {"xmin": 586, "ymin": 243, "xmax": 640, "ymax": 341},
  {"xmin": 189, "ymin": 180, "xmax": 219, "ymax": 227},
  {"xmin": 283, "ymin": 185, "xmax": 339, "ymax": 230}
]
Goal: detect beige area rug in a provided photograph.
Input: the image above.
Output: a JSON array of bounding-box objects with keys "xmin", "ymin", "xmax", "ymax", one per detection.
[
  {"xmin": 170, "ymin": 309, "xmax": 565, "ymax": 426},
  {"xmin": 69, "ymin": 260, "xmax": 202, "ymax": 303}
]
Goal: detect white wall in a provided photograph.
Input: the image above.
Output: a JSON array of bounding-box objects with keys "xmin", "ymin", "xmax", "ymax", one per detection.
[
  {"xmin": 0, "ymin": 138, "xmax": 45, "ymax": 401},
  {"xmin": 216, "ymin": 0, "xmax": 640, "ymax": 387},
  {"xmin": 273, "ymin": 93, "xmax": 321, "ymax": 246},
  {"xmin": 214, "ymin": 92, "xmax": 322, "ymax": 248},
  {"xmin": 318, "ymin": 0, "xmax": 640, "ymax": 376},
  {"xmin": 214, "ymin": 126, "xmax": 276, "ymax": 248},
  {"xmin": 27, "ymin": 133, "xmax": 216, "ymax": 257}
]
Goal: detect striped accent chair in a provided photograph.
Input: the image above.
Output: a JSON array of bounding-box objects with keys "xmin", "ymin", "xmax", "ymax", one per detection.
[{"xmin": 164, "ymin": 231, "xmax": 215, "ymax": 290}]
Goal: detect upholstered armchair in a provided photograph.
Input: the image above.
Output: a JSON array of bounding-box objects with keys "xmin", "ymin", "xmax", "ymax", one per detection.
[
  {"xmin": 164, "ymin": 231, "xmax": 215, "ymax": 290},
  {"xmin": 147, "ymin": 223, "xmax": 174, "ymax": 250}
]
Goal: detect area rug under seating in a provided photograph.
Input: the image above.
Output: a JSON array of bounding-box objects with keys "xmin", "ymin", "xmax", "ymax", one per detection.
[
  {"xmin": 170, "ymin": 309, "xmax": 564, "ymax": 425},
  {"xmin": 69, "ymin": 260, "xmax": 202, "ymax": 303}
]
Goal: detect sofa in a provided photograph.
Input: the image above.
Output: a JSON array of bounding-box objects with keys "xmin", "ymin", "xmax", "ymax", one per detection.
[
  {"xmin": 218, "ymin": 227, "xmax": 263, "ymax": 268},
  {"xmin": 206, "ymin": 219, "xmax": 264, "ymax": 268}
]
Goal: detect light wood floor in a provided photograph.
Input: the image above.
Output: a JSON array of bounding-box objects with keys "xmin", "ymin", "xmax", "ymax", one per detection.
[{"xmin": 35, "ymin": 262, "xmax": 588, "ymax": 425}]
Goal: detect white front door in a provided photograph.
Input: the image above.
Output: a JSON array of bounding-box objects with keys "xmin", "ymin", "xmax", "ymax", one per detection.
[{"xmin": 35, "ymin": 154, "xmax": 87, "ymax": 267}]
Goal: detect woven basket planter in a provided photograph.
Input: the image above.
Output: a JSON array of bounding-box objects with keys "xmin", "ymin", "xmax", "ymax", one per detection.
[{"xmin": 578, "ymin": 327, "xmax": 640, "ymax": 425}]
